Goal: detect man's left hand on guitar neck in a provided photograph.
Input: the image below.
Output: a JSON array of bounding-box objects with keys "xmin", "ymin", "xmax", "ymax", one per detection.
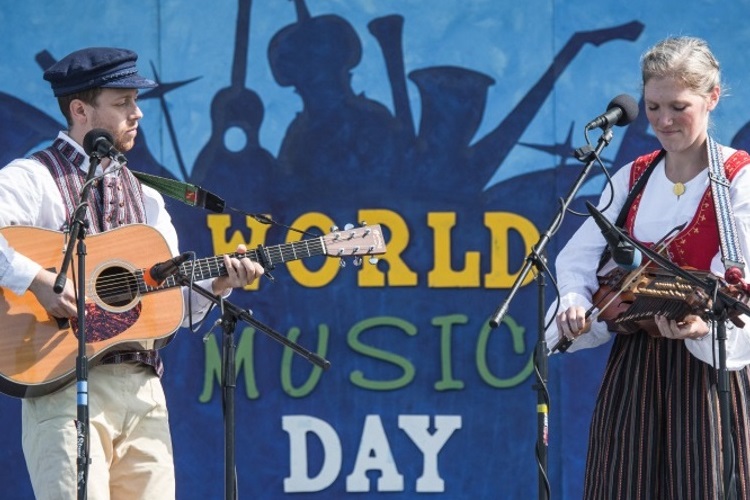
[{"xmin": 211, "ymin": 244, "xmax": 264, "ymax": 296}]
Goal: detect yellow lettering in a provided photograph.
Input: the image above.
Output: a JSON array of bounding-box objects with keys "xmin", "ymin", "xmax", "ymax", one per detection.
[
  {"xmin": 428, "ymin": 212, "xmax": 480, "ymax": 287},
  {"xmin": 286, "ymin": 212, "xmax": 340, "ymax": 287},
  {"xmin": 357, "ymin": 209, "xmax": 418, "ymax": 287},
  {"xmin": 483, "ymin": 212, "xmax": 539, "ymax": 288},
  {"xmin": 206, "ymin": 214, "xmax": 273, "ymax": 290},
  {"xmin": 203, "ymin": 210, "xmax": 542, "ymax": 290}
]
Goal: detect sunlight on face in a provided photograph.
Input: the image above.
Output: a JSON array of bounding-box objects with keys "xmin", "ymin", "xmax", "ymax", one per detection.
[
  {"xmin": 643, "ymin": 76, "xmax": 718, "ymax": 155},
  {"xmin": 87, "ymin": 88, "xmax": 143, "ymax": 153}
]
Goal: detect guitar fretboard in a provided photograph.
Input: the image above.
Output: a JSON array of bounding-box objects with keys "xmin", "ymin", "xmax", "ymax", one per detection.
[{"xmin": 139, "ymin": 237, "xmax": 326, "ymax": 290}]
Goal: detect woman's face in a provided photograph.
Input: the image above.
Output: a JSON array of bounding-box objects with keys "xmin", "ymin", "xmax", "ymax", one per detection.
[{"xmin": 644, "ymin": 76, "xmax": 719, "ymax": 155}]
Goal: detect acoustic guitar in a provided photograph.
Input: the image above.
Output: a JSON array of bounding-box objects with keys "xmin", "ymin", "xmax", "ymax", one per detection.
[{"xmin": 0, "ymin": 223, "xmax": 386, "ymax": 398}]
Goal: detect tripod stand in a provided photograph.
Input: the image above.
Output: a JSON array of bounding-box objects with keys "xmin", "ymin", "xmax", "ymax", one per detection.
[{"xmin": 174, "ymin": 274, "xmax": 329, "ymax": 500}]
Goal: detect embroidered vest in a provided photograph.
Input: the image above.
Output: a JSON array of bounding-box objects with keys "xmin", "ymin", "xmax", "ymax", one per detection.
[
  {"xmin": 624, "ymin": 149, "xmax": 750, "ymax": 270},
  {"xmin": 29, "ymin": 138, "xmax": 146, "ymax": 232},
  {"xmin": 29, "ymin": 138, "xmax": 163, "ymax": 375}
]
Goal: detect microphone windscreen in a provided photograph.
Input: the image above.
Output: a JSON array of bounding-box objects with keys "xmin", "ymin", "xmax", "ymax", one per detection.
[
  {"xmin": 82, "ymin": 128, "xmax": 114, "ymax": 155},
  {"xmin": 608, "ymin": 94, "xmax": 639, "ymax": 126},
  {"xmin": 618, "ymin": 250, "xmax": 642, "ymax": 271}
]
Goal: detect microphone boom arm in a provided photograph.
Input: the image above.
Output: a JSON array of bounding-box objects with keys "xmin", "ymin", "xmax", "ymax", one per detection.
[
  {"xmin": 488, "ymin": 128, "xmax": 615, "ymax": 328},
  {"xmin": 585, "ymin": 203, "xmax": 750, "ymax": 318}
]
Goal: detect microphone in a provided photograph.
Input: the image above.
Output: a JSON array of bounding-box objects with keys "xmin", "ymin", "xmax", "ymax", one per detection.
[
  {"xmin": 585, "ymin": 94, "xmax": 639, "ymax": 130},
  {"xmin": 143, "ymin": 252, "xmax": 191, "ymax": 287},
  {"xmin": 82, "ymin": 128, "xmax": 128, "ymax": 165},
  {"xmin": 585, "ymin": 201, "xmax": 642, "ymax": 270}
]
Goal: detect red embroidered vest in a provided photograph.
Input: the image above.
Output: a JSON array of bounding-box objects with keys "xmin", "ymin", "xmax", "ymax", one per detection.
[{"xmin": 624, "ymin": 149, "xmax": 750, "ymax": 270}]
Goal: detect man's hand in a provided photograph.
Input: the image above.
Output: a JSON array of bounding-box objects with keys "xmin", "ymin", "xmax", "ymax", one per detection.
[
  {"xmin": 211, "ymin": 245, "xmax": 265, "ymax": 296},
  {"xmin": 28, "ymin": 268, "xmax": 77, "ymax": 318}
]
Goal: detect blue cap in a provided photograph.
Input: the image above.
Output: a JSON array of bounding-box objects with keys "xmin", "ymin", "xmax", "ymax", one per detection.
[{"xmin": 43, "ymin": 47, "xmax": 157, "ymax": 97}]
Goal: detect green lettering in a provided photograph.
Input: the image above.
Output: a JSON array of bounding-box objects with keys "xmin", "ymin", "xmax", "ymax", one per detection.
[
  {"xmin": 348, "ymin": 316, "xmax": 416, "ymax": 390},
  {"xmin": 199, "ymin": 327, "xmax": 259, "ymax": 402},
  {"xmin": 432, "ymin": 314, "xmax": 467, "ymax": 391},
  {"xmin": 476, "ymin": 315, "xmax": 533, "ymax": 388},
  {"xmin": 281, "ymin": 326, "xmax": 330, "ymax": 397}
]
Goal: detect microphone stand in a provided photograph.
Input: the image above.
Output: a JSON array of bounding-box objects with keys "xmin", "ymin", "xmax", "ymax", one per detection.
[
  {"xmin": 54, "ymin": 151, "xmax": 102, "ymax": 500},
  {"xmin": 173, "ymin": 274, "xmax": 330, "ymax": 500},
  {"xmin": 586, "ymin": 203, "xmax": 750, "ymax": 500},
  {"xmin": 487, "ymin": 127, "xmax": 616, "ymax": 500}
]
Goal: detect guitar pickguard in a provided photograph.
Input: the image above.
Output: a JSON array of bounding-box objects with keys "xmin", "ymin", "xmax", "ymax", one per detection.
[{"xmin": 69, "ymin": 302, "xmax": 142, "ymax": 343}]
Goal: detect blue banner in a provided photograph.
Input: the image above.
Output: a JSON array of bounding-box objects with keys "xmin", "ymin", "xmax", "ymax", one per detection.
[{"xmin": 2, "ymin": 1, "xmax": 750, "ymax": 498}]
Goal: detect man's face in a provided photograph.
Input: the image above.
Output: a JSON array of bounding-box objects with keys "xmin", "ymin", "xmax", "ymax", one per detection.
[{"xmin": 85, "ymin": 88, "xmax": 143, "ymax": 153}]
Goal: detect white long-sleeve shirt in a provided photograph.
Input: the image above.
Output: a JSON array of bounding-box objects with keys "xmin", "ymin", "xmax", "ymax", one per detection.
[
  {"xmin": 0, "ymin": 131, "xmax": 220, "ymax": 327},
  {"xmin": 546, "ymin": 145, "xmax": 750, "ymax": 369}
]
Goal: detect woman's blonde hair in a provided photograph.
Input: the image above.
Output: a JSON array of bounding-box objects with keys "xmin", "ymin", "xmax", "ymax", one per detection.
[{"xmin": 641, "ymin": 36, "xmax": 720, "ymax": 97}]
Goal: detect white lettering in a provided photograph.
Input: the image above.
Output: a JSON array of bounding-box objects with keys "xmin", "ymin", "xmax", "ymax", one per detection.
[
  {"xmin": 282, "ymin": 414, "xmax": 461, "ymax": 494},
  {"xmin": 282, "ymin": 415, "xmax": 342, "ymax": 493},
  {"xmin": 398, "ymin": 415, "xmax": 462, "ymax": 492},
  {"xmin": 346, "ymin": 415, "xmax": 404, "ymax": 492}
]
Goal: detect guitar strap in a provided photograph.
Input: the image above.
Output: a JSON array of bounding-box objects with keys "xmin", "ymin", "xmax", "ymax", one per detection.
[
  {"xmin": 614, "ymin": 149, "xmax": 665, "ymax": 229},
  {"xmin": 131, "ymin": 171, "xmax": 225, "ymax": 213}
]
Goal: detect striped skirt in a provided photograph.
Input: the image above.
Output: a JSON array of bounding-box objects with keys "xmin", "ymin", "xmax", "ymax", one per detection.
[{"xmin": 583, "ymin": 332, "xmax": 750, "ymax": 499}]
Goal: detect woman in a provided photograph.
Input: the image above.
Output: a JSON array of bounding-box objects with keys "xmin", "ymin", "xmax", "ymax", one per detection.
[{"xmin": 549, "ymin": 36, "xmax": 750, "ymax": 498}]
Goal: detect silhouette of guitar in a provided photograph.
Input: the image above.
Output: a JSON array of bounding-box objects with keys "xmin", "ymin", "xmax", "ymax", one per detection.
[
  {"xmin": 0, "ymin": 223, "xmax": 386, "ymax": 398},
  {"xmin": 191, "ymin": 0, "xmax": 274, "ymax": 186}
]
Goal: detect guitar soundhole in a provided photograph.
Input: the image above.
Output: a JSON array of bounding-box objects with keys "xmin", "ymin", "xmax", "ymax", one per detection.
[{"xmin": 96, "ymin": 265, "xmax": 140, "ymax": 309}]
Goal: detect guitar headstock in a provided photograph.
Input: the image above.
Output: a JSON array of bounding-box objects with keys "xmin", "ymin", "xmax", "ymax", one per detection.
[{"xmin": 323, "ymin": 223, "xmax": 387, "ymax": 266}]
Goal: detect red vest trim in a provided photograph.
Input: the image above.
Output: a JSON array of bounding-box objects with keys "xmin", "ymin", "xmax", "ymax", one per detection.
[{"xmin": 624, "ymin": 149, "xmax": 750, "ymax": 270}]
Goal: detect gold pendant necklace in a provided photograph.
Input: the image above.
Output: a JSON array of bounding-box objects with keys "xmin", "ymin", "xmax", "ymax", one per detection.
[{"xmin": 673, "ymin": 182, "xmax": 686, "ymax": 197}]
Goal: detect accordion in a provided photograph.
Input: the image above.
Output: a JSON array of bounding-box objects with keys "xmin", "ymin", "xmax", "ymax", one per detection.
[{"xmin": 592, "ymin": 267, "xmax": 745, "ymax": 336}]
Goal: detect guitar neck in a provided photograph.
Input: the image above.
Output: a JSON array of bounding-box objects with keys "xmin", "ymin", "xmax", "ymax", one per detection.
[
  {"xmin": 136, "ymin": 223, "xmax": 385, "ymax": 292},
  {"xmin": 147, "ymin": 237, "xmax": 326, "ymax": 290}
]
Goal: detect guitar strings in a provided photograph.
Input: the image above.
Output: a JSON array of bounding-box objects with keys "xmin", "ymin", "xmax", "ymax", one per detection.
[
  {"xmin": 90, "ymin": 229, "xmax": 375, "ymax": 299},
  {"xmin": 73, "ymin": 223, "xmax": 380, "ymax": 301},
  {"xmin": 83, "ymin": 238, "xmax": 330, "ymax": 301}
]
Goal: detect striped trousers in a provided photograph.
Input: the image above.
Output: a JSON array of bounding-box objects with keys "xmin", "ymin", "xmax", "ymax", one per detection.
[{"xmin": 584, "ymin": 332, "xmax": 750, "ymax": 499}]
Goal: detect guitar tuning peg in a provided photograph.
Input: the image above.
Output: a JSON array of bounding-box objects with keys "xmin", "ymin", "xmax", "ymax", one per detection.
[
  {"xmin": 360, "ymin": 221, "xmax": 367, "ymax": 226},
  {"xmin": 353, "ymin": 256, "xmax": 363, "ymax": 267},
  {"xmin": 344, "ymin": 223, "xmax": 354, "ymax": 231},
  {"xmin": 331, "ymin": 225, "xmax": 339, "ymax": 232},
  {"xmin": 368, "ymin": 257, "xmax": 379, "ymax": 265},
  {"xmin": 339, "ymin": 259, "xmax": 346, "ymax": 268}
]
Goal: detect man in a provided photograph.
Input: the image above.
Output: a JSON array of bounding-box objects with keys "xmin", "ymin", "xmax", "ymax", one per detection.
[{"xmin": 0, "ymin": 47, "xmax": 264, "ymax": 498}]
